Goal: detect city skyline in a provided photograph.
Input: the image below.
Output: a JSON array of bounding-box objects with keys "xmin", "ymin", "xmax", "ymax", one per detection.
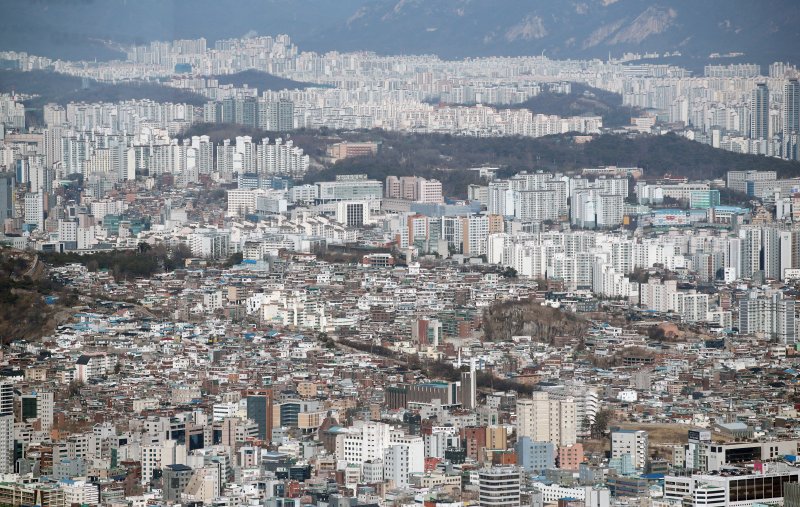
[{"xmin": 3, "ymin": 3, "xmax": 800, "ymax": 507}]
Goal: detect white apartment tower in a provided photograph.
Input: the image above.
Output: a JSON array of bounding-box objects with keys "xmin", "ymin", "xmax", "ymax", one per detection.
[
  {"xmin": 611, "ymin": 429, "xmax": 649, "ymax": 471},
  {"xmin": 0, "ymin": 381, "xmax": 12, "ymax": 474},
  {"xmin": 516, "ymin": 392, "xmax": 577, "ymax": 447}
]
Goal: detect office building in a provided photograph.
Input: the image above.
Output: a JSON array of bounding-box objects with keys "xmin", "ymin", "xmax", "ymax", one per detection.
[
  {"xmin": 246, "ymin": 389, "xmax": 274, "ymax": 443},
  {"xmin": 162, "ymin": 464, "xmax": 194, "ymax": 503},
  {"xmin": 478, "ymin": 466, "xmax": 521, "ymax": 507},
  {"xmin": 19, "ymin": 390, "xmax": 54, "ymax": 433},
  {"xmin": 664, "ymin": 468, "xmax": 800, "ymax": 507},
  {"xmin": 317, "ymin": 174, "xmax": 382, "ymax": 203},
  {"xmin": 23, "ymin": 192, "xmax": 44, "ymax": 230},
  {"xmin": 516, "ymin": 437, "xmax": 555, "ymax": 473},
  {"xmin": 335, "ymin": 201, "xmax": 370, "ymax": 227}
]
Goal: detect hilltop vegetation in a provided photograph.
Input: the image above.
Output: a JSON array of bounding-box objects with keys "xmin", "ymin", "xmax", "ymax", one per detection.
[
  {"xmin": 182, "ymin": 123, "xmax": 800, "ymax": 198},
  {"xmin": 0, "ymin": 247, "xmax": 75, "ymax": 344},
  {"xmin": 432, "ymin": 83, "xmax": 641, "ymax": 127},
  {"xmin": 493, "ymin": 83, "xmax": 642, "ymax": 128},
  {"xmin": 308, "ymin": 131, "xmax": 800, "ymax": 195},
  {"xmin": 0, "ymin": 70, "xmax": 206, "ymax": 126},
  {"xmin": 40, "ymin": 243, "xmax": 193, "ymax": 282},
  {"xmin": 483, "ymin": 300, "xmax": 590, "ymax": 344},
  {"xmin": 211, "ymin": 70, "xmax": 317, "ymax": 91}
]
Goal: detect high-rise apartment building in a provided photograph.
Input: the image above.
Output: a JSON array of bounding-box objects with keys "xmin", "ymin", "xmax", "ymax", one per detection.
[
  {"xmin": 611, "ymin": 430, "xmax": 649, "ymax": 471},
  {"xmin": 516, "ymin": 392, "xmax": 576, "ymax": 447},
  {"xmin": 385, "ymin": 176, "xmax": 443, "ymax": 203},
  {"xmin": 461, "ymin": 214, "xmax": 490, "ymax": 257},
  {"xmin": 0, "ymin": 381, "xmax": 14, "ymax": 474},
  {"xmin": 383, "ymin": 435, "xmax": 424, "ymax": 488},
  {"xmin": 0, "ymin": 172, "xmax": 14, "ymax": 223},
  {"xmin": 785, "ymin": 79, "xmax": 800, "ymax": 136},
  {"xmin": 24, "ymin": 192, "xmax": 44, "ymax": 231},
  {"xmin": 738, "ymin": 292, "xmax": 796, "ymax": 344},
  {"xmin": 461, "ymin": 359, "xmax": 477, "ymax": 410},
  {"xmin": 784, "ymin": 79, "xmax": 800, "ymax": 160},
  {"xmin": 751, "ymin": 83, "xmax": 770, "ymax": 140},
  {"xmin": 739, "ymin": 226, "xmax": 763, "ymax": 278}
]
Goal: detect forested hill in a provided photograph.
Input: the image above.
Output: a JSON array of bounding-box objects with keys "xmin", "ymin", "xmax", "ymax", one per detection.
[
  {"xmin": 178, "ymin": 123, "xmax": 800, "ymax": 198},
  {"xmin": 0, "ymin": 70, "xmax": 207, "ymax": 126},
  {"xmin": 211, "ymin": 70, "xmax": 316, "ymax": 91},
  {"xmin": 305, "ymin": 131, "xmax": 800, "ymax": 197},
  {"xmin": 0, "ymin": 70, "xmax": 207, "ymax": 107}
]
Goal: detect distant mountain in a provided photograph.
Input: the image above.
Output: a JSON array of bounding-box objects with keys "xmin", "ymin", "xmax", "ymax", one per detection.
[
  {"xmin": 0, "ymin": 0, "xmax": 798, "ymax": 66},
  {"xmin": 305, "ymin": 0, "xmax": 800, "ymax": 65},
  {"xmin": 0, "ymin": 0, "xmax": 364, "ymax": 61}
]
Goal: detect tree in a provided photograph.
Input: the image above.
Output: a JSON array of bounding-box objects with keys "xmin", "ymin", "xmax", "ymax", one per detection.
[
  {"xmin": 68, "ymin": 380, "xmax": 85, "ymax": 398},
  {"xmin": 165, "ymin": 243, "xmax": 192, "ymax": 270},
  {"xmin": 223, "ymin": 252, "xmax": 243, "ymax": 268},
  {"xmin": 501, "ymin": 267, "xmax": 518, "ymax": 278},
  {"xmin": 628, "ymin": 267, "xmax": 649, "ymax": 284},
  {"xmin": 591, "ymin": 409, "xmax": 612, "ymax": 439},
  {"xmin": 581, "ymin": 415, "xmax": 592, "ymax": 435}
]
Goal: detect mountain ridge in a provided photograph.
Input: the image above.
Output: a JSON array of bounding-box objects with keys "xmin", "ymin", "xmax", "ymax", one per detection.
[{"xmin": 0, "ymin": 0, "xmax": 797, "ymax": 66}]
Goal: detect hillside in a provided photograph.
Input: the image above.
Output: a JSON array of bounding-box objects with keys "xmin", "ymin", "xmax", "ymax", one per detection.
[
  {"xmin": 0, "ymin": 70, "xmax": 207, "ymax": 126},
  {"xmin": 431, "ymin": 83, "xmax": 641, "ymax": 128},
  {"xmin": 493, "ymin": 83, "xmax": 642, "ymax": 128},
  {"xmin": 182, "ymin": 123, "xmax": 800, "ymax": 197},
  {"xmin": 482, "ymin": 300, "xmax": 590, "ymax": 344},
  {"xmin": 0, "ymin": 247, "xmax": 75, "ymax": 344},
  {"xmin": 211, "ymin": 70, "xmax": 317, "ymax": 92},
  {"xmin": 180, "ymin": 124, "xmax": 332, "ymax": 159},
  {"xmin": 306, "ymin": 131, "xmax": 800, "ymax": 196}
]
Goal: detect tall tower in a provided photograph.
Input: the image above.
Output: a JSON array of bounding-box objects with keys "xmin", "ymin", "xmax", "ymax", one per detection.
[
  {"xmin": 0, "ymin": 172, "xmax": 14, "ymax": 223},
  {"xmin": 784, "ymin": 79, "xmax": 800, "ymax": 160},
  {"xmin": 751, "ymin": 83, "xmax": 770, "ymax": 140},
  {"xmin": 785, "ymin": 79, "xmax": 800, "ymax": 135},
  {"xmin": 245, "ymin": 388, "xmax": 274, "ymax": 444},
  {"xmin": 461, "ymin": 358, "xmax": 477, "ymax": 410},
  {"xmin": 0, "ymin": 381, "xmax": 13, "ymax": 474}
]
